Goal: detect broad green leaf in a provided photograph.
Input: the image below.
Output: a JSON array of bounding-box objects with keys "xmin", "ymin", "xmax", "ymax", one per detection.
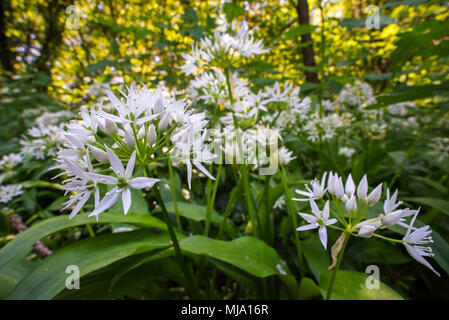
[
  {"xmin": 6, "ymin": 230, "xmax": 172, "ymax": 299},
  {"xmin": 298, "ymin": 277, "xmax": 322, "ymax": 300},
  {"xmin": 0, "ymin": 257, "xmax": 36, "ymax": 298},
  {"xmin": 164, "ymin": 201, "xmax": 238, "ymax": 237},
  {"xmin": 346, "ymin": 238, "xmax": 410, "ymax": 264},
  {"xmin": 302, "ymin": 235, "xmax": 331, "ymax": 281},
  {"xmin": 319, "ymin": 270, "xmax": 403, "ymax": 300},
  {"xmin": 401, "ymin": 197, "xmax": 449, "ymax": 217},
  {"xmin": 0, "ymin": 213, "xmax": 166, "ymax": 269},
  {"xmin": 179, "ymin": 235, "xmax": 285, "ymax": 278}
]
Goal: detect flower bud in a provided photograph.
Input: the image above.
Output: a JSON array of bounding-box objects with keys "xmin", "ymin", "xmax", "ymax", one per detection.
[
  {"xmin": 357, "ymin": 175, "xmax": 368, "ymax": 201},
  {"xmin": 89, "ymin": 145, "xmax": 108, "ymax": 163},
  {"xmin": 335, "ymin": 177, "xmax": 345, "ymax": 199},
  {"xmin": 123, "ymin": 125, "xmax": 135, "ymax": 148},
  {"xmin": 147, "ymin": 124, "xmax": 157, "ymax": 145},
  {"xmin": 358, "ymin": 224, "xmax": 377, "ymax": 238},
  {"xmin": 137, "ymin": 125, "xmax": 145, "ymax": 139},
  {"xmin": 345, "ymin": 194, "xmax": 357, "ymax": 212},
  {"xmin": 367, "ymin": 183, "xmax": 382, "ymax": 205},
  {"xmin": 327, "ymin": 172, "xmax": 336, "ymax": 195},
  {"xmin": 345, "ymin": 173, "xmax": 355, "ymax": 195},
  {"xmin": 103, "ymin": 118, "xmax": 119, "ymax": 135},
  {"xmin": 159, "ymin": 113, "xmax": 169, "ymax": 131},
  {"xmin": 154, "ymin": 97, "xmax": 164, "ymax": 114}
]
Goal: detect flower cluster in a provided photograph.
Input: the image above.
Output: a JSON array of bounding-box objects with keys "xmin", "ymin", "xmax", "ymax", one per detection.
[
  {"xmin": 0, "ymin": 184, "xmax": 23, "ymax": 204},
  {"xmin": 182, "ymin": 23, "xmax": 297, "ymax": 172},
  {"xmin": 20, "ymin": 110, "xmax": 72, "ymax": 160},
  {"xmin": 294, "ymin": 172, "xmax": 440, "ymax": 276},
  {"xmin": 181, "ymin": 21, "xmax": 269, "ymax": 75},
  {"xmin": 53, "ymin": 85, "xmax": 216, "ymax": 219}
]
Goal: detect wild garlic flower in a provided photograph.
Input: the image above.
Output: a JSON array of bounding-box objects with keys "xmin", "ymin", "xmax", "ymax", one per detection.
[
  {"xmin": 294, "ymin": 172, "xmax": 327, "ymax": 201},
  {"xmin": 403, "ymin": 210, "xmax": 440, "ymax": 276},
  {"xmin": 296, "ymin": 199, "xmax": 337, "ymax": 249},
  {"xmin": 0, "ymin": 153, "xmax": 23, "ymax": 171},
  {"xmin": 293, "ymin": 172, "xmax": 440, "ymax": 275},
  {"xmin": 53, "ymin": 85, "xmax": 215, "ymax": 219},
  {"xmin": 180, "ymin": 21, "xmax": 268, "ymax": 74},
  {"xmin": 0, "ymin": 184, "xmax": 24, "ymax": 204},
  {"xmin": 429, "ymin": 137, "xmax": 449, "ymax": 162},
  {"xmin": 278, "ymin": 146, "xmax": 296, "ymax": 165}
]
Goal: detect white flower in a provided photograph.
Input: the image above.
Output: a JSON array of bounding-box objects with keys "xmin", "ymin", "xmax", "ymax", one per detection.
[
  {"xmin": 403, "ymin": 210, "xmax": 440, "ymax": 276},
  {"xmin": 294, "ymin": 172, "xmax": 327, "ymax": 201},
  {"xmin": 278, "ymin": 146, "xmax": 296, "ymax": 165},
  {"xmin": 273, "ymin": 196, "xmax": 285, "ymax": 210},
  {"xmin": 180, "ymin": 43, "xmax": 205, "ymax": 75},
  {"xmin": 59, "ymin": 154, "xmax": 100, "ymax": 219},
  {"xmin": 297, "ymin": 199, "xmax": 337, "ymax": 249},
  {"xmin": 382, "ymin": 189, "xmax": 404, "ymax": 226},
  {"xmin": 0, "ymin": 153, "xmax": 23, "ymax": 170},
  {"xmin": 88, "ymin": 148, "xmax": 160, "ymax": 218},
  {"xmin": 0, "ymin": 184, "xmax": 24, "ymax": 203}
]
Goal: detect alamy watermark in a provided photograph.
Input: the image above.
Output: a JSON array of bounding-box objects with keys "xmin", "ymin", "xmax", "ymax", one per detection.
[
  {"xmin": 365, "ymin": 5, "xmax": 381, "ymax": 29},
  {"xmin": 65, "ymin": 5, "xmax": 82, "ymax": 30},
  {"xmin": 365, "ymin": 265, "xmax": 380, "ymax": 289},
  {"xmin": 65, "ymin": 264, "xmax": 80, "ymax": 290}
]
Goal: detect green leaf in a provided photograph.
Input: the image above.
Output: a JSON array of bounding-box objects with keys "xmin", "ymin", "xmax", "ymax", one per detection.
[
  {"xmin": 0, "ymin": 257, "xmax": 36, "ymax": 298},
  {"xmin": 298, "ymin": 277, "xmax": 322, "ymax": 300},
  {"xmin": 364, "ymin": 73, "xmax": 392, "ymax": 81},
  {"xmin": 283, "ymin": 25, "xmax": 316, "ymax": 39},
  {"xmin": 164, "ymin": 201, "xmax": 238, "ymax": 237},
  {"xmin": 6, "ymin": 231, "xmax": 172, "ymax": 299},
  {"xmin": 401, "ymin": 197, "xmax": 449, "ymax": 217},
  {"xmin": 0, "ymin": 213, "xmax": 166, "ymax": 269},
  {"xmin": 319, "ymin": 270, "xmax": 403, "ymax": 300},
  {"xmin": 224, "ymin": 3, "xmax": 245, "ymax": 22},
  {"xmin": 180, "ymin": 235, "xmax": 285, "ymax": 278},
  {"xmin": 302, "ymin": 235, "xmax": 331, "ymax": 281}
]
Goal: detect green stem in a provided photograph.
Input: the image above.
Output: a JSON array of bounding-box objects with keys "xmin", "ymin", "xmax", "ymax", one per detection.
[
  {"xmin": 205, "ymin": 163, "xmax": 222, "ymax": 236},
  {"xmin": 168, "ymin": 157, "xmax": 182, "ymax": 231},
  {"xmin": 153, "ymin": 185, "xmax": 196, "ymax": 298},
  {"xmin": 217, "ymin": 179, "xmax": 242, "ymax": 239},
  {"xmin": 279, "ymin": 166, "xmax": 304, "ymax": 277},
  {"xmin": 325, "ymin": 233, "xmax": 350, "ymax": 300}
]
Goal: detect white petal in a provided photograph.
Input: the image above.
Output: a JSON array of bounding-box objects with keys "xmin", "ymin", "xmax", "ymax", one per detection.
[
  {"xmin": 125, "ymin": 151, "xmax": 136, "ymax": 179},
  {"xmin": 87, "ymin": 172, "xmax": 118, "ymax": 185},
  {"xmin": 89, "ymin": 187, "xmax": 121, "ymax": 217},
  {"xmin": 299, "ymin": 213, "xmax": 318, "ymax": 224},
  {"xmin": 129, "ymin": 177, "xmax": 161, "ymax": 189},
  {"xmin": 106, "ymin": 146, "xmax": 125, "ymax": 176},
  {"xmin": 122, "ymin": 188, "xmax": 132, "ymax": 215},
  {"xmin": 186, "ymin": 160, "xmax": 192, "ymax": 189},
  {"xmin": 318, "ymin": 226, "xmax": 328, "ymax": 249},
  {"xmin": 193, "ymin": 160, "xmax": 215, "ymax": 180},
  {"xmin": 322, "ymin": 200, "xmax": 330, "ymax": 221},
  {"xmin": 69, "ymin": 191, "xmax": 91, "ymax": 219},
  {"xmin": 297, "ymin": 223, "xmax": 319, "ymax": 231},
  {"xmin": 309, "ymin": 199, "xmax": 320, "ymax": 218}
]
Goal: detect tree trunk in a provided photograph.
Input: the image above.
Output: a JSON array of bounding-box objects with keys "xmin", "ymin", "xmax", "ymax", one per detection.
[
  {"xmin": 292, "ymin": 0, "xmax": 319, "ymax": 83},
  {"xmin": 0, "ymin": 0, "xmax": 14, "ymax": 72}
]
